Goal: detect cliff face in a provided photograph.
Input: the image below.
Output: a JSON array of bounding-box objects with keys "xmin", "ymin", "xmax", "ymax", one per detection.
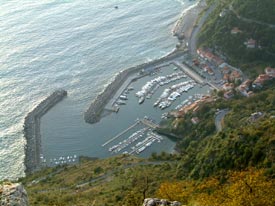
[
  {"xmin": 0, "ymin": 182, "xmax": 29, "ymax": 206},
  {"xmin": 143, "ymin": 198, "xmax": 181, "ymax": 206}
]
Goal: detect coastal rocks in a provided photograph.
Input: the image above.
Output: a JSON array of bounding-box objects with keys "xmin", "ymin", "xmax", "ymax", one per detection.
[
  {"xmin": 143, "ymin": 198, "xmax": 181, "ymax": 206},
  {"xmin": 84, "ymin": 50, "xmax": 187, "ymax": 124},
  {"xmin": 0, "ymin": 182, "xmax": 29, "ymax": 206},
  {"xmin": 23, "ymin": 90, "xmax": 67, "ymax": 174}
]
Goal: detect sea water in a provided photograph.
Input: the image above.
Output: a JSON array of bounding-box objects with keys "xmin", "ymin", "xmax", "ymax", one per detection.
[{"xmin": 0, "ymin": 0, "xmax": 197, "ymax": 180}]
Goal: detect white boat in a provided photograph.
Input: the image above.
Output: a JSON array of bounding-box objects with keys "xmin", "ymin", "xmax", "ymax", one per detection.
[
  {"xmin": 117, "ymin": 100, "xmax": 126, "ymax": 105},
  {"xmin": 120, "ymin": 95, "xmax": 127, "ymax": 100},
  {"xmin": 139, "ymin": 96, "xmax": 145, "ymax": 104}
]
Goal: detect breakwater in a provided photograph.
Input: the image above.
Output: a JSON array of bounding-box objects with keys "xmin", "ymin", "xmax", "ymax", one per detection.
[
  {"xmin": 23, "ymin": 90, "xmax": 67, "ymax": 174},
  {"xmin": 84, "ymin": 49, "xmax": 186, "ymax": 124}
]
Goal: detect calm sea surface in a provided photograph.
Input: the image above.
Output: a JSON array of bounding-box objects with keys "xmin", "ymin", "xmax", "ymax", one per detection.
[{"xmin": 0, "ymin": 0, "xmax": 197, "ymax": 180}]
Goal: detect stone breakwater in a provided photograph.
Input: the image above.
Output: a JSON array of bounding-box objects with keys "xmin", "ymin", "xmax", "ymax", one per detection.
[
  {"xmin": 84, "ymin": 50, "xmax": 186, "ymax": 124},
  {"xmin": 23, "ymin": 90, "xmax": 67, "ymax": 174}
]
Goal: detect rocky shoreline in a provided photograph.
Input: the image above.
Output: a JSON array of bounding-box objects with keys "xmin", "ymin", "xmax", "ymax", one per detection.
[
  {"xmin": 23, "ymin": 90, "xmax": 67, "ymax": 174},
  {"xmin": 84, "ymin": 49, "xmax": 186, "ymax": 124}
]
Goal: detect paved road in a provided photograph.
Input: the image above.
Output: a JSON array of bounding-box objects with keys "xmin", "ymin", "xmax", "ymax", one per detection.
[
  {"xmin": 215, "ymin": 109, "xmax": 230, "ymax": 132},
  {"xmin": 189, "ymin": 3, "xmax": 217, "ymax": 56}
]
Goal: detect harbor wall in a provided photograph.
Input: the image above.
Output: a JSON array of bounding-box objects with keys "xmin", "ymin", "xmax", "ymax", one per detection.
[
  {"xmin": 84, "ymin": 49, "xmax": 186, "ymax": 124},
  {"xmin": 23, "ymin": 90, "xmax": 67, "ymax": 174}
]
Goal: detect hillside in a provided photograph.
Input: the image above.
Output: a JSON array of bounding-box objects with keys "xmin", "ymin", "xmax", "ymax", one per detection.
[
  {"xmin": 157, "ymin": 80, "xmax": 275, "ymax": 179},
  {"xmin": 198, "ymin": 0, "xmax": 275, "ymax": 77}
]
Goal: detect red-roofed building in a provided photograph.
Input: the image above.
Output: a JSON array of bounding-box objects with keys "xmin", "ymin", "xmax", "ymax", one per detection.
[
  {"xmin": 253, "ymin": 74, "xmax": 272, "ymax": 87},
  {"xmin": 237, "ymin": 80, "xmax": 252, "ymax": 97},
  {"xmin": 230, "ymin": 70, "xmax": 242, "ymax": 82},
  {"xmin": 197, "ymin": 48, "xmax": 224, "ymax": 66},
  {"xmin": 222, "ymin": 83, "xmax": 234, "ymax": 91},
  {"xmin": 231, "ymin": 27, "xmax": 242, "ymax": 34},
  {"xmin": 207, "ymin": 67, "xmax": 214, "ymax": 75}
]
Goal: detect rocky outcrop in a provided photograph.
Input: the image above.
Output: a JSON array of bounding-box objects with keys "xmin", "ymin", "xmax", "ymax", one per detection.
[
  {"xmin": 143, "ymin": 198, "xmax": 181, "ymax": 206},
  {"xmin": 23, "ymin": 90, "xmax": 67, "ymax": 174},
  {"xmin": 0, "ymin": 182, "xmax": 29, "ymax": 206},
  {"xmin": 84, "ymin": 50, "xmax": 186, "ymax": 124}
]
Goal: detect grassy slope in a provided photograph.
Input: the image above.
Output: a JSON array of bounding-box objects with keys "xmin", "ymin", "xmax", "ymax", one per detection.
[{"xmin": 22, "ymin": 156, "xmax": 179, "ymax": 206}]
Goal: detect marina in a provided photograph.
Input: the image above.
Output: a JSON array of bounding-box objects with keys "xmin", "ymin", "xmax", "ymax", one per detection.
[
  {"xmin": 38, "ymin": 60, "xmax": 211, "ymax": 168},
  {"xmin": 106, "ymin": 126, "xmax": 164, "ymax": 155}
]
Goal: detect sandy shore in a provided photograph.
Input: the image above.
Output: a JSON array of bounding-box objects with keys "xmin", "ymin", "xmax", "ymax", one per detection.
[{"xmin": 173, "ymin": 0, "xmax": 207, "ymax": 41}]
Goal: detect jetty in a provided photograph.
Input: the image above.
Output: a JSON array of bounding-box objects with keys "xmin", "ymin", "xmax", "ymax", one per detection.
[
  {"xmin": 102, "ymin": 116, "xmax": 159, "ymax": 147},
  {"xmin": 102, "ymin": 121, "xmax": 140, "ymax": 147},
  {"xmin": 140, "ymin": 119, "xmax": 158, "ymax": 129},
  {"xmin": 23, "ymin": 90, "xmax": 67, "ymax": 174}
]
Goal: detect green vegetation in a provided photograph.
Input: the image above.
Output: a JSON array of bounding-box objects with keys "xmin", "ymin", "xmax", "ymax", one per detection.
[
  {"xmin": 22, "ymin": 156, "xmax": 180, "ymax": 206},
  {"xmin": 157, "ymin": 81, "xmax": 275, "ymax": 179},
  {"xmin": 233, "ymin": 0, "xmax": 275, "ymax": 24},
  {"xmin": 198, "ymin": 0, "xmax": 275, "ymax": 77}
]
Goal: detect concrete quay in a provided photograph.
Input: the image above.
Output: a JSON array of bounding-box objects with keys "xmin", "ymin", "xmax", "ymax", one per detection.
[
  {"xmin": 23, "ymin": 90, "xmax": 67, "ymax": 174},
  {"xmin": 84, "ymin": 49, "xmax": 187, "ymax": 124},
  {"xmin": 172, "ymin": 60, "xmax": 205, "ymax": 84}
]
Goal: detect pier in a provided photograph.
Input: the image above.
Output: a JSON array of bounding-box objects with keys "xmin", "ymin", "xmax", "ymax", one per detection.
[
  {"xmin": 140, "ymin": 119, "xmax": 159, "ymax": 129},
  {"xmin": 105, "ymin": 106, "xmax": 120, "ymax": 113},
  {"xmin": 102, "ymin": 121, "xmax": 140, "ymax": 147},
  {"xmin": 172, "ymin": 61, "xmax": 205, "ymax": 84}
]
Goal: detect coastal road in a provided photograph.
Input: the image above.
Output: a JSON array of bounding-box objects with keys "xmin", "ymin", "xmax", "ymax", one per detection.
[
  {"xmin": 215, "ymin": 109, "xmax": 230, "ymax": 132},
  {"xmin": 189, "ymin": 3, "xmax": 217, "ymax": 56}
]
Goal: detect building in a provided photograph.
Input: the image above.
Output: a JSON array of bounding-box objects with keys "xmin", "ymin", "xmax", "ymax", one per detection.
[
  {"xmin": 253, "ymin": 74, "xmax": 272, "ymax": 87},
  {"xmin": 231, "ymin": 27, "xmax": 242, "ymax": 34},
  {"xmin": 237, "ymin": 80, "xmax": 253, "ymax": 97},
  {"xmin": 197, "ymin": 48, "xmax": 224, "ymax": 66},
  {"xmin": 229, "ymin": 70, "xmax": 242, "ymax": 82},
  {"xmin": 224, "ymin": 90, "xmax": 234, "ymax": 99},
  {"xmin": 265, "ymin": 67, "xmax": 275, "ymax": 77},
  {"xmin": 244, "ymin": 38, "xmax": 256, "ymax": 49},
  {"xmin": 222, "ymin": 82, "xmax": 234, "ymax": 91},
  {"xmin": 191, "ymin": 117, "xmax": 200, "ymax": 124}
]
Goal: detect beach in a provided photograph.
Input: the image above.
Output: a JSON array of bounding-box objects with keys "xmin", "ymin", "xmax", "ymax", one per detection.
[{"xmin": 173, "ymin": 0, "xmax": 207, "ymax": 42}]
